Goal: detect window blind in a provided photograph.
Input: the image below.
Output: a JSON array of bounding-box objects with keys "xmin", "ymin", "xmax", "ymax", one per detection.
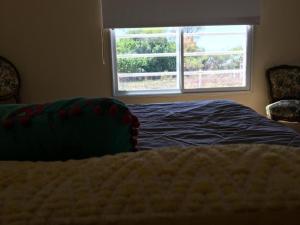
[{"xmin": 102, "ymin": 0, "xmax": 260, "ymax": 29}]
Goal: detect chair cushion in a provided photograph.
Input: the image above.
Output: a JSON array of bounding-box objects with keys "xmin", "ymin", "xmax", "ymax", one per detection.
[{"xmin": 266, "ymin": 100, "xmax": 300, "ymax": 122}]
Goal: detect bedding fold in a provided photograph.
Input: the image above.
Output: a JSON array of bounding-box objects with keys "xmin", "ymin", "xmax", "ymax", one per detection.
[{"xmin": 129, "ymin": 100, "xmax": 300, "ymax": 149}]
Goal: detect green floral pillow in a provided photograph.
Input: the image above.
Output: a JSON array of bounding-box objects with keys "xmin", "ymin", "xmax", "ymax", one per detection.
[{"xmin": 0, "ymin": 98, "xmax": 139, "ymax": 161}]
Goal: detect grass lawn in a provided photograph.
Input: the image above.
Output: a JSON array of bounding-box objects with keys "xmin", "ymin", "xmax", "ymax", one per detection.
[{"xmin": 119, "ymin": 74, "xmax": 244, "ymax": 91}]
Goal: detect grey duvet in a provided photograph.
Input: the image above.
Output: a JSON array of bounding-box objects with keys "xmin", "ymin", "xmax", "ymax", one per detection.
[{"xmin": 128, "ymin": 100, "xmax": 300, "ymax": 150}]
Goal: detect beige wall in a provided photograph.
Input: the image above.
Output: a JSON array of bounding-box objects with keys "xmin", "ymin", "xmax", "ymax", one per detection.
[{"xmin": 1, "ymin": 0, "xmax": 300, "ymax": 115}]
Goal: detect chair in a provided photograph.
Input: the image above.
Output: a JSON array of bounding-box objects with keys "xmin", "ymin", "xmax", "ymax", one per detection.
[
  {"xmin": 0, "ymin": 56, "xmax": 20, "ymax": 103},
  {"xmin": 266, "ymin": 65, "xmax": 300, "ymax": 122}
]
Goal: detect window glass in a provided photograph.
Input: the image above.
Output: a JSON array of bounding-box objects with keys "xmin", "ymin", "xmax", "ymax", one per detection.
[
  {"xmin": 112, "ymin": 25, "xmax": 251, "ymax": 95},
  {"xmin": 115, "ymin": 27, "xmax": 179, "ymax": 91},
  {"xmin": 184, "ymin": 26, "xmax": 247, "ymax": 89}
]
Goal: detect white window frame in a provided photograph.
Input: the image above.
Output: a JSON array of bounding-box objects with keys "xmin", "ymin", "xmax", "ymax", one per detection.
[{"xmin": 110, "ymin": 26, "xmax": 253, "ymax": 96}]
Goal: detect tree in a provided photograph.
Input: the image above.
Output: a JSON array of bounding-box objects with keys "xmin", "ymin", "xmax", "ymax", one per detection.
[
  {"xmin": 184, "ymin": 36, "xmax": 206, "ymax": 71},
  {"xmin": 117, "ymin": 28, "xmax": 176, "ymax": 74},
  {"xmin": 116, "ymin": 28, "xmax": 243, "ymax": 74},
  {"xmin": 201, "ymin": 46, "xmax": 243, "ymax": 71}
]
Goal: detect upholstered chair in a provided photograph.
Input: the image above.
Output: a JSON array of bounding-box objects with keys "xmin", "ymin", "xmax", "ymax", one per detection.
[
  {"xmin": 0, "ymin": 56, "xmax": 20, "ymax": 104},
  {"xmin": 266, "ymin": 65, "xmax": 300, "ymax": 122}
]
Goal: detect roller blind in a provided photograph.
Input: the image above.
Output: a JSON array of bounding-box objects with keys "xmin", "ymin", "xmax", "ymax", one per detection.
[{"xmin": 102, "ymin": 0, "xmax": 260, "ymax": 28}]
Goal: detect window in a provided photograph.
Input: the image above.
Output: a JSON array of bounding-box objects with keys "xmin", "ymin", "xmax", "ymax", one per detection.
[{"xmin": 111, "ymin": 25, "xmax": 253, "ymax": 96}]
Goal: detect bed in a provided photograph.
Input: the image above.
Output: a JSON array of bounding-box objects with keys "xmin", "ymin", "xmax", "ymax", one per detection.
[
  {"xmin": 1, "ymin": 99, "xmax": 300, "ymax": 224},
  {"xmin": 1, "ymin": 144, "xmax": 300, "ymax": 225},
  {"xmin": 129, "ymin": 100, "xmax": 300, "ymax": 149}
]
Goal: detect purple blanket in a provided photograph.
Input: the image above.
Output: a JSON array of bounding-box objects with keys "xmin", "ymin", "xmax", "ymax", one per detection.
[{"xmin": 129, "ymin": 100, "xmax": 300, "ymax": 150}]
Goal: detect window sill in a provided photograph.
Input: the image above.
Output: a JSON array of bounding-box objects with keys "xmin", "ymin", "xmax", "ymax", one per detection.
[
  {"xmin": 114, "ymin": 90, "xmax": 181, "ymax": 97},
  {"xmin": 113, "ymin": 87, "xmax": 251, "ymax": 98}
]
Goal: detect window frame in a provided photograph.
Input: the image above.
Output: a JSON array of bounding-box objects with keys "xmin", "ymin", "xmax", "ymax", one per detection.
[{"xmin": 110, "ymin": 25, "xmax": 254, "ymax": 97}]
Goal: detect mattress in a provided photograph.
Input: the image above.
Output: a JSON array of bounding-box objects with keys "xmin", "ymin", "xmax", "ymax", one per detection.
[
  {"xmin": 129, "ymin": 100, "xmax": 300, "ymax": 150},
  {"xmin": 1, "ymin": 144, "xmax": 300, "ymax": 225}
]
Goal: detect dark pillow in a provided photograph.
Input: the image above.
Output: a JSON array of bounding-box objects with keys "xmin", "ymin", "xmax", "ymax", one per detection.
[{"xmin": 0, "ymin": 97, "xmax": 139, "ymax": 161}]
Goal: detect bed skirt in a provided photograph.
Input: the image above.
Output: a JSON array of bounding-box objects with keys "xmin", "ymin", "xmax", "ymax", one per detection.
[{"xmin": 1, "ymin": 144, "xmax": 300, "ymax": 225}]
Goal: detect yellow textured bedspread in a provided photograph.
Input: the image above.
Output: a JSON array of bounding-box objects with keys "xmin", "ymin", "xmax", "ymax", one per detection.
[{"xmin": 1, "ymin": 144, "xmax": 300, "ymax": 225}]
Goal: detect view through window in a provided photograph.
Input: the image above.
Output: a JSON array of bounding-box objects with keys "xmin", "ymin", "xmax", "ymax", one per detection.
[{"xmin": 111, "ymin": 25, "xmax": 251, "ymax": 95}]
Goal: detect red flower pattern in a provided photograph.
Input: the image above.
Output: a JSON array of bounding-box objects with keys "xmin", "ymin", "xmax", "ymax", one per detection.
[
  {"xmin": 109, "ymin": 105, "xmax": 118, "ymax": 116},
  {"xmin": 59, "ymin": 110, "xmax": 68, "ymax": 120},
  {"xmin": 122, "ymin": 112, "xmax": 132, "ymax": 124},
  {"xmin": 93, "ymin": 105, "xmax": 102, "ymax": 115},
  {"xmin": 69, "ymin": 106, "xmax": 82, "ymax": 116}
]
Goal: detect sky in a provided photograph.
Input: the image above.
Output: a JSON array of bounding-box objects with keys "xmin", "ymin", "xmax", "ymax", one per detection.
[{"xmin": 195, "ymin": 25, "xmax": 247, "ymax": 51}]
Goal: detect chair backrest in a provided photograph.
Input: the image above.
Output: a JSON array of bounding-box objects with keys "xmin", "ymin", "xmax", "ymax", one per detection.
[
  {"xmin": 0, "ymin": 56, "xmax": 20, "ymax": 103},
  {"xmin": 266, "ymin": 65, "xmax": 300, "ymax": 102}
]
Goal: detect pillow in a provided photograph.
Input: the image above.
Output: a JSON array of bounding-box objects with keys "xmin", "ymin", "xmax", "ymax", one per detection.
[{"xmin": 0, "ymin": 98, "xmax": 140, "ymax": 161}]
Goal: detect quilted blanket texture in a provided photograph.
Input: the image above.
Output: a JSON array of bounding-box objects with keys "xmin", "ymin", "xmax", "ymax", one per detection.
[{"xmin": 1, "ymin": 144, "xmax": 300, "ymax": 225}]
